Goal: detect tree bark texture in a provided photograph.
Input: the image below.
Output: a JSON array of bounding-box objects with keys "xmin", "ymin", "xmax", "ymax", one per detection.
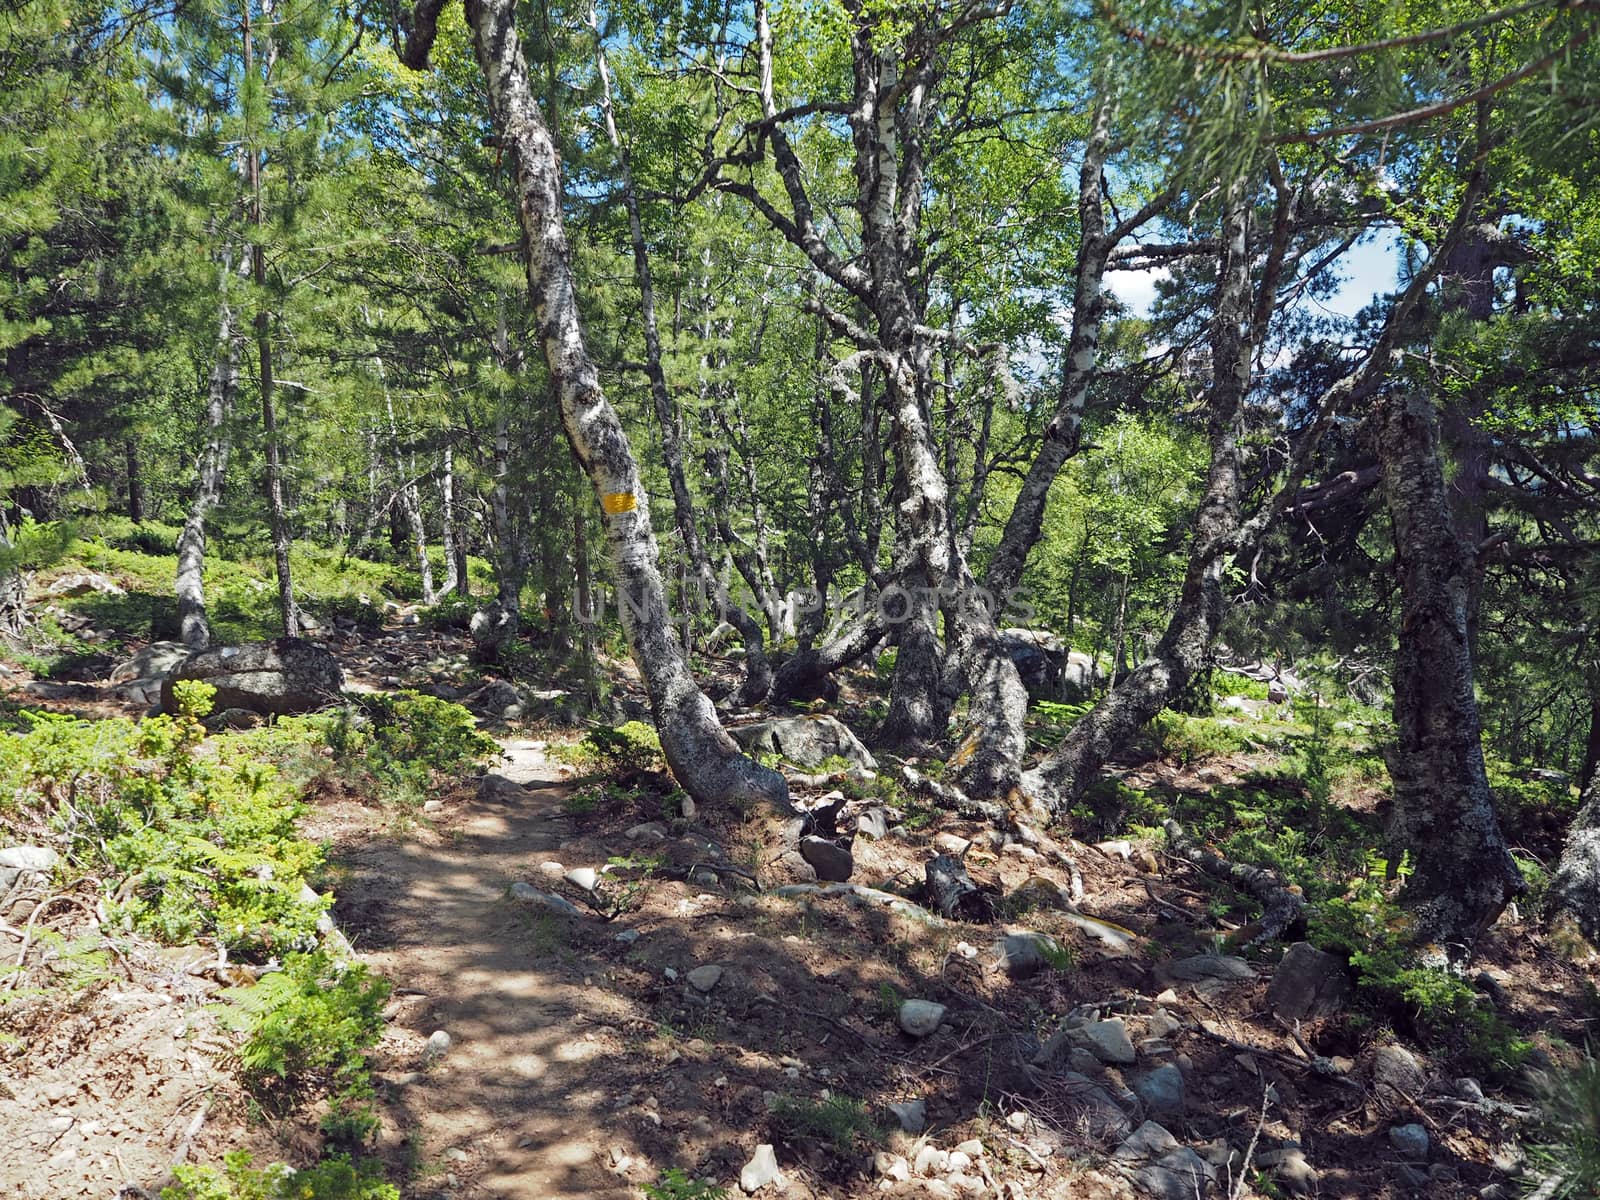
[{"xmin": 441, "ymin": 0, "xmax": 789, "ymax": 813}]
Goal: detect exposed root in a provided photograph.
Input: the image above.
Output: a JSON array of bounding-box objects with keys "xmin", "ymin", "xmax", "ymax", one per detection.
[{"xmin": 1163, "ymin": 818, "xmax": 1304, "ymax": 945}]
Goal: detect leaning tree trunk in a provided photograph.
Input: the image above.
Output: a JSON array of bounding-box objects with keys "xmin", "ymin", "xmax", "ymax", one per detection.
[
  {"xmin": 592, "ymin": 28, "xmax": 772, "ymax": 705},
  {"xmin": 176, "ymin": 249, "xmax": 243, "ymax": 650},
  {"xmin": 1376, "ymin": 387, "xmax": 1522, "ymax": 954},
  {"xmin": 1551, "ymin": 759, "xmax": 1600, "ymax": 944},
  {"xmin": 406, "ymin": 0, "xmax": 788, "ymax": 814},
  {"xmin": 439, "ymin": 443, "xmax": 462, "ymax": 599},
  {"xmin": 1022, "ymin": 176, "xmax": 1254, "ymax": 819}
]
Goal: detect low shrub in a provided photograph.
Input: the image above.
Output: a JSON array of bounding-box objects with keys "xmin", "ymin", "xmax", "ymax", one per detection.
[{"xmin": 161, "ymin": 1149, "xmax": 397, "ymax": 1200}]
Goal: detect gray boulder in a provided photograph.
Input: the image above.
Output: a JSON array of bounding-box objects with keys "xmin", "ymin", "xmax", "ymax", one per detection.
[
  {"xmin": 1115, "ymin": 1121, "xmax": 1216, "ymax": 1200},
  {"xmin": 728, "ymin": 715, "xmax": 876, "ymax": 770},
  {"xmin": 997, "ymin": 628, "xmax": 1096, "ymax": 701},
  {"xmin": 1268, "ymin": 942, "xmax": 1351, "ymax": 1022},
  {"xmin": 798, "ymin": 836, "xmax": 854, "ymax": 882},
  {"xmin": 161, "ymin": 638, "xmax": 343, "ymax": 716}
]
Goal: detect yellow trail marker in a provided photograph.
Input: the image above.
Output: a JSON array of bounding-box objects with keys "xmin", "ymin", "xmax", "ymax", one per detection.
[{"xmin": 601, "ymin": 492, "xmax": 637, "ymax": 514}]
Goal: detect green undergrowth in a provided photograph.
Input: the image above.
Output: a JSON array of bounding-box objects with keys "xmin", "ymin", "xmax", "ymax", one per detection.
[{"xmin": 161, "ymin": 1149, "xmax": 398, "ymax": 1200}]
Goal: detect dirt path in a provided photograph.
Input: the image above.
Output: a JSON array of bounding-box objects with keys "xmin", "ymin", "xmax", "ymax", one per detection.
[{"xmin": 334, "ymin": 741, "xmax": 636, "ymax": 1200}]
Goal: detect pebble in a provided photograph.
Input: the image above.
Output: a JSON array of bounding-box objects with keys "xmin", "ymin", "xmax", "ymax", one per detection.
[
  {"xmin": 873, "ymin": 1151, "xmax": 910, "ymax": 1181},
  {"xmin": 1134, "ymin": 1063, "xmax": 1186, "ymax": 1119},
  {"xmin": 740, "ymin": 1143, "xmax": 781, "ymax": 1193},
  {"xmin": 954, "ymin": 1139, "xmax": 984, "ymax": 1158},
  {"xmin": 626, "ymin": 822, "xmax": 668, "ymax": 842},
  {"xmin": 614, "ymin": 929, "xmax": 641, "ymax": 945},
  {"xmin": 1077, "ymin": 1017, "xmax": 1137, "ymax": 1064},
  {"xmin": 539, "ymin": 861, "xmax": 565, "ymax": 876},
  {"xmin": 564, "ymin": 867, "xmax": 599, "ymax": 891},
  {"xmin": 912, "ymin": 1145, "xmax": 949, "ymax": 1176},
  {"xmin": 1389, "ymin": 1123, "xmax": 1430, "ymax": 1159},
  {"xmin": 424, "ymin": 1030, "xmax": 452, "ymax": 1061},
  {"xmin": 687, "ymin": 965, "xmax": 724, "ymax": 992},
  {"xmin": 422, "ymin": 799, "xmax": 445, "ymax": 813},
  {"xmin": 898, "ymin": 999, "xmax": 947, "ymax": 1038}
]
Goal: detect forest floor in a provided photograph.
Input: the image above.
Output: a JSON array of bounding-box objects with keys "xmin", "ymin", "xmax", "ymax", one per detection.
[{"xmin": 3, "ymin": 580, "xmax": 1597, "ymax": 1200}]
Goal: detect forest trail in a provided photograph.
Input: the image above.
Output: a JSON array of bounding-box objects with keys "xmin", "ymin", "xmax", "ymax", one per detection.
[{"xmin": 333, "ymin": 741, "xmax": 635, "ymax": 1200}]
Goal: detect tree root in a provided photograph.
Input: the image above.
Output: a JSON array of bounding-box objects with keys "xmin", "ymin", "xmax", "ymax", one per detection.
[{"xmin": 1162, "ymin": 818, "xmax": 1304, "ymax": 945}]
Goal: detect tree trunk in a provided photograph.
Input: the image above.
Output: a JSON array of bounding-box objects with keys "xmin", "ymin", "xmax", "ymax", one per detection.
[
  {"xmin": 1376, "ymin": 387, "xmax": 1522, "ymax": 953},
  {"xmin": 244, "ymin": 0, "xmax": 297, "ymax": 638},
  {"xmin": 379, "ymin": 362, "xmax": 436, "ymax": 605},
  {"xmin": 430, "ymin": 0, "xmax": 788, "ymax": 814},
  {"xmin": 176, "ymin": 249, "xmax": 242, "ymax": 651},
  {"xmin": 1022, "ymin": 176, "xmax": 1254, "ymax": 816},
  {"xmin": 592, "ymin": 26, "xmax": 772, "ymax": 705},
  {"xmin": 1551, "ymin": 758, "xmax": 1600, "ymax": 944},
  {"xmin": 124, "ymin": 438, "xmax": 144, "ymax": 523},
  {"xmin": 439, "ymin": 444, "xmax": 463, "ymax": 599}
]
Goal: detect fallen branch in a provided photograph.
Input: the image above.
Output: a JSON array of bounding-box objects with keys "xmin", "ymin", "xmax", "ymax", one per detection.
[{"xmin": 1163, "ymin": 818, "xmax": 1304, "ymax": 945}]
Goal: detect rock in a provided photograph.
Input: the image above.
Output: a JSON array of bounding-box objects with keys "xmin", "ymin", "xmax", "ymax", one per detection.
[
  {"xmin": 1133, "ymin": 1064, "xmax": 1186, "ymax": 1120},
  {"xmin": 1258, "ymin": 1148, "xmax": 1318, "ymax": 1195},
  {"xmin": 614, "ymin": 929, "xmax": 641, "ymax": 945},
  {"xmin": 424, "ymin": 1030, "xmax": 452, "ymax": 1060},
  {"xmin": 1373, "ymin": 1044, "xmax": 1426, "ymax": 1108},
  {"xmin": 1095, "ymin": 840, "xmax": 1133, "ymax": 860},
  {"xmin": 1146, "ymin": 1009, "xmax": 1183, "ymax": 1039},
  {"xmin": 857, "ymin": 807, "xmax": 889, "ymax": 840},
  {"xmin": 954, "ymin": 1139, "xmax": 984, "ymax": 1158},
  {"xmin": 740, "ymin": 1144, "xmax": 781, "ymax": 1193},
  {"xmin": 1455, "ymin": 1077, "xmax": 1486, "ymax": 1103},
  {"xmin": 626, "ymin": 822, "xmax": 668, "ymax": 842},
  {"xmin": 161, "ymin": 637, "xmax": 343, "ymax": 716},
  {"xmin": 466, "ymin": 679, "xmax": 522, "ymax": 718},
  {"xmin": 1068, "ymin": 1048, "xmax": 1104, "ymax": 1076},
  {"xmin": 422, "ymin": 799, "xmax": 445, "ymax": 814},
  {"xmin": 948, "ymin": 1150, "xmax": 973, "ymax": 1172},
  {"xmin": 1076, "ymin": 1018, "xmax": 1137, "ymax": 1065},
  {"xmin": 994, "ymin": 932, "xmax": 1065, "ymax": 979},
  {"xmin": 727, "ymin": 715, "xmax": 876, "ymax": 770},
  {"xmin": 469, "ymin": 602, "xmax": 518, "ymax": 660},
  {"xmin": 1396, "ymin": 1164, "xmax": 1430, "ymax": 1190},
  {"xmin": 888, "ymin": 1099, "xmax": 927, "ymax": 1133},
  {"xmin": 1057, "ymin": 1072, "xmax": 1134, "ymax": 1140},
  {"xmin": 898, "ymin": 999, "xmax": 947, "ymax": 1038},
  {"xmin": 509, "ymin": 881, "xmax": 583, "ymax": 917},
  {"xmin": 1389, "ymin": 1123, "xmax": 1430, "ymax": 1159},
  {"xmin": 912, "ymin": 1145, "xmax": 950, "ymax": 1177},
  {"xmin": 798, "ymin": 836, "xmax": 854, "ymax": 882},
  {"xmin": 1115, "ymin": 1121, "xmax": 1216, "ymax": 1200},
  {"xmin": 0, "ymin": 845, "xmax": 59, "ymax": 873},
  {"xmin": 1162, "ymin": 954, "xmax": 1256, "ymax": 982},
  {"xmin": 46, "ymin": 570, "xmax": 124, "ymax": 597},
  {"xmin": 110, "ymin": 641, "xmax": 191, "ymax": 683},
  {"xmin": 564, "ymin": 867, "xmax": 599, "ymax": 892},
  {"xmin": 1267, "ymin": 680, "xmax": 1290, "ymax": 704},
  {"xmin": 205, "ymin": 706, "xmax": 264, "ymax": 731},
  {"xmin": 687, "ymin": 965, "xmax": 723, "ymax": 993},
  {"xmin": 1268, "ymin": 942, "xmax": 1352, "ymax": 1021},
  {"xmin": 873, "ymin": 1152, "xmax": 910, "ymax": 1181}
]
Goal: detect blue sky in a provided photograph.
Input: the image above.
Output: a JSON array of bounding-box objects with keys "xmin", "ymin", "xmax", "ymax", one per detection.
[{"xmin": 1106, "ymin": 231, "xmax": 1402, "ymax": 319}]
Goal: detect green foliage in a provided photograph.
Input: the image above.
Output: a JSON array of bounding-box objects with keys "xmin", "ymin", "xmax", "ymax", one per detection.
[
  {"xmin": 323, "ymin": 691, "xmax": 495, "ymax": 801},
  {"xmin": 570, "ymin": 721, "xmax": 665, "ymax": 778},
  {"xmin": 0, "ymin": 708, "xmax": 325, "ymax": 955},
  {"xmin": 161, "ymin": 1150, "xmax": 397, "ymax": 1200},
  {"xmin": 770, "ymin": 1093, "xmax": 883, "ymax": 1155},
  {"xmin": 224, "ymin": 949, "xmax": 389, "ymax": 1092},
  {"xmin": 1311, "ymin": 872, "xmax": 1532, "ymax": 1077},
  {"xmin": 643, "ymin": 1168, "xmax": 728, "ymax": 1200},
  {"xmin": 1528, "ymin": 1050, "xmax": 1600, "ymax": 1199}
]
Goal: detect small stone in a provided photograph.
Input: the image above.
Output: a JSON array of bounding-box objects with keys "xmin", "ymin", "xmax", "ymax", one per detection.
[
  {"xmin": 1134, "ymin": 1064, "xmax": 1186, "ymax": 1120},
  {"xmin": 422, "ymin": 799, "xmax": 445, "ymax": 813},
  {"xmin": 954, "ymin": 1139, "xmax": 984, "ymax": 1158},
  {"xmin": 1163, "ymin": 954, "xmax": 1255, "ymax": 982},
  {"xmin": 564, "ymin": 867, "xmax": 599, "ymax": 891},
  {"xmin": 912, "ymin": 1145, "xmax": 949, "ymax": 1176},
  {"xmin": 1006, "ymin": 1112, "xmax": 1031, "ymax": 1132},
  {"xmin": 626, "ymin": 822, "xmax": 668, "ymax": 842},
  {"xmin": 1396, "ymin": 1163, "xmax": 1430, "ymax": 1189},
  {"xmin": 887, "ymin": 1099, "xmax": 926, "ymax": 1133},
  {"xmin": 857, "ymin": 808, "xmax": 889, "ymax": 840},
  {"xmin": 445, "ymin": 1147, "xmax": 469, "ymax": 1162},
  {"xmin": 1267, "ymin": 942, "xmax": 1352, "ymax": 1021},
  {"xmin": 740, "ymin": 1144, "xmax": 781, "ymax": 1193},
  {"xmin": 1077, "ymin": 1017, "xmax": 1137, "ymax": 1065},
  {"xmin": 687, "ymin": 965, "xmax": 724, "ymax": 992},
  {"xmin": 898, "ymin": 999, "xmax": 947, "ymax": 1037},
  {"xmin": 539, "ymin": 861, "xmax": 565, "ymax": 876},
  {"xmin": 424, "ymin": 1030, "xmax": 452, "ymax": 1060},
  {"xmin": 510, "ymin": 881, "xmax": 583, "ymax": 917},
  {"xmin": 1068, "ymin": 1047, "xmax": 1104, "ymax": 1075},
  {"xmin": 614, "ymin": 929, "xmax": 641, "ymax": 945},
  {"xmin": 798, "ymin": 836, "xmax": 854, "ymax": 882},
  {"xmin": 873, "ymin": 1152, "xmax": 910, "ymax": 1181},
  {"xmin": 1455, "ymin": 1076, "xmax": 1486, "ymax": 1103},
  {"xmin": 994, "ymin": 932, "xmax": 1063, "ymax": 979},
  {"xmin": 1095, "ymin": 840, "xmax": 1132, "ymax": 860},
  {"xmin": 948, "ymin": 1150, "xmax": 973, "ymax": 1172},
  {"xmin": 1389, "ymin": 1123, "xmax": 1430, "ymax": 1159},
  {"xmin": 1373, "ymin": 1044, "xmax": 1426, "ymax": 1108}
]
